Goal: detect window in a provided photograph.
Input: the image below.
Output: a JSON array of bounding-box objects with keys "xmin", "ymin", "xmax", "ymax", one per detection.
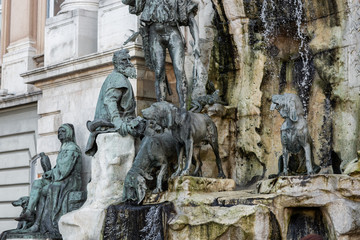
[{"xmin": 47, "ymin": 0, "xmax": 64, "ymax": 18}]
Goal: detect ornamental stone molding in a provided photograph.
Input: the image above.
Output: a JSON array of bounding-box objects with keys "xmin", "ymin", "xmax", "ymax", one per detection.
[{"xmin": 59, "ymin": 0, "xmax": 99, "ymax": 13}]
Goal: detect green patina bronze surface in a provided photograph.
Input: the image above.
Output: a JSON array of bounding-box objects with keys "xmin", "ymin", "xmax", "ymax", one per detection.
[
  {"xmin": 122, "ymin": 0, "xmax": 200, "ymax": 110},
  {"xmin": 0, "ymin": 124, "xmax": 85, "ymax": 240},
  {"xmin": 85, "ymin": 49, "xmax": 145, "ymax": 156}
]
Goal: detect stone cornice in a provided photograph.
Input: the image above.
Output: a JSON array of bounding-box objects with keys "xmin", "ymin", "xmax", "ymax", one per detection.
[
  {"xmin": 0, "ymin": 91, "xmax": 42, "ymax": 110},
  {"xmin": 21, "ymin": 44, "xmax": 145, "ymax": 89}
]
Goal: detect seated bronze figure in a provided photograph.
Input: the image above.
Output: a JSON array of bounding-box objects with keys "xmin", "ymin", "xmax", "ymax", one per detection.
[
  {"xmin": 10, "ymin": 124, "xmax": 84, "ymax": 237},
  {"xmin": 85, "ymin": 49, "xmax": 145, "ymax": 156}
]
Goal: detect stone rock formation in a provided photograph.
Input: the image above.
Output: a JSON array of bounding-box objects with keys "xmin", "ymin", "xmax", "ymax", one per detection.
[
  {"xmin": 193, "ymin": 0, "xmax": 360, "ymax": 185},
  {"xmin": 143, "ymin": 175, "xmax": 360, "ymax": 239},
  {"xmin": 58, "ymin": 0, "xmax": 360, "ymax": 239}
]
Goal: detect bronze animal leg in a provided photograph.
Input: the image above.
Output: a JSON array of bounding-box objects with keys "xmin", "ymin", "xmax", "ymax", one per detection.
[
  {"xmin": 181, "ymin": 138, "xmax": 194, "ymax": 176},
  {"xmin": 172, "ymin": 147, "xmax": 184, "ymax": 178},
  {"xmin": 207, "ymin": 123, "xmax": 226, "ymax": 178},
  {"xmin": 304, "ymin": 143, "xmax": 314, "ymax": 175},
  {"xmin": 282, "ymin": 148, "xmax": 289, "ymax": 176},
  {"xmin": 192, "ymin": 147, "xmax": 202, "ymax": 176},
  {"xmin": 154, "ymin": 162, "xmax": 167, "ymax": 193},
  {"xmin": 209, "ymin": 139, "xmax": 226, "ymax": 178}
]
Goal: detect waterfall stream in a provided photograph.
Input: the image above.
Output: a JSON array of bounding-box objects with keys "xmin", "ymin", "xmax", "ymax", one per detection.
[
  {"xmin": 293, "ymin": 0, "xmax": 311, "ymax": 114},
  {"xmin": 260, "ymin": 0, "xmax": 276, "ymax": 43},
  {"xmin": 261, "ymin": 0, "xmax": 313, "ymax": 115},
  {"xmin": 103, "ymin": 202, "xmax": 174, "ymax": 240}
]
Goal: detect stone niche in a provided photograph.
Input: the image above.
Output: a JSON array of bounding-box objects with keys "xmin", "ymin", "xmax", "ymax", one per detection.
[{"xmin": 286, "ymin": 207, "xmax": 332, "ymax": 239}]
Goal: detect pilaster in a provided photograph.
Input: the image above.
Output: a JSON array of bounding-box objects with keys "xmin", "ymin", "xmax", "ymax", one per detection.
[
  {"xmin": 44, "ymin": 0, "xmax": 99, "ymax": 66},
  {"xmin": 98, "ymin": 0, "xmax": 139, "ymax": 52},
  {"xmin": 1, "ymin": 0, "xmax": 42, "ymax": 95}
]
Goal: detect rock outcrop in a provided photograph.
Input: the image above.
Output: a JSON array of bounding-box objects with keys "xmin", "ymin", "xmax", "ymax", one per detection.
[
  {"xmin": 190, "ymin": 0, "xmax": 360, "ymax": 185},
  {"xmin": 144, "ymin": 175, "xmax": 360, "ymax": 240}
]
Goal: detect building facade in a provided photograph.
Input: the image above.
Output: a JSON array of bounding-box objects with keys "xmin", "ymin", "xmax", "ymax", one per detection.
[
  {"xmin": 1, "ymin": 0, "xmax": 359, "ymax": 234},
  {"xmin": 0, "ymin": 0, "xmax": 173, "ymax": 231}
]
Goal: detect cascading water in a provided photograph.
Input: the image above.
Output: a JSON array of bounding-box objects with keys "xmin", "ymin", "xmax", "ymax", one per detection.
[
  {"xmin": 260, "ymin": 0, "xmax": 276, "ymax": 43},
  {"xmin": 293, "ymin": 0, "xmax": 312, "ymax": 115},
  {"xmin": 261, "ymin": 0, "xmax": 313, "ymax": 115},
  {"xmin": 102, "ymin": 202, "xmax": 174, "ymax": 240},
  {"xmin": 140, "ymin": 205, "xmax": 163, "ymax": 240}
]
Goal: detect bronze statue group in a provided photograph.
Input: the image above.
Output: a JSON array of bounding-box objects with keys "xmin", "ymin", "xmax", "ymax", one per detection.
[{"xmin": 1, "ymin": 0, "xmax": 319, "ymax": 238}]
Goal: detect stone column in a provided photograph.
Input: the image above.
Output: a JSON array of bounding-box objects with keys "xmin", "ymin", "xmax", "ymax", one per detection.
[
  {"xmin": 44, "ymin": 0, "xmax": 99, "ymax": 66},
  {"xmin": 0, "ymin": 0, "xmax": 42, "ymax": 95},
  {"xmin": 59, "ymin": 0, "xmax": 99, "ymax": 13}
]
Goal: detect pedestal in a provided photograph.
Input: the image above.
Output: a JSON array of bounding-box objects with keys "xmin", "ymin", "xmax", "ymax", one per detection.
[
  {"xmin": 1, "ymin": 41, "xmax": 38, "ymax": 94},
  {"xmin": 97, "ymin": 0, "xmax": 139, "ymax": 51},
  {"xmin": 144, "ymin": 176, "xmax": 236, "ymax": 205},
  {"xmin": 58, "ymin": 133, "xmax": 135, "ymax": 240},
  {"xmin": 44, "ymin": 9, "xmax": 98, "ymax": 66},
  {"xmin": 143, "ymin": 176, "xmax": 276, "ymax": 239}
]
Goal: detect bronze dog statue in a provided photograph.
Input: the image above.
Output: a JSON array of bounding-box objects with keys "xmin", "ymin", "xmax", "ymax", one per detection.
[
  {"xmin": 122, "ymin": 131, "xmax": 179, "ymax": 204},
  {"xmin": 270, "ymin": 93, "xmax": 319, "ymax": 175},
  {"xmin": 12, "ymin": 196, "xmax": 32, "ymax": 230},
  {"xmin": 142, "ymin": 101, "xmax": 226, "ymax": 179},
  {"xmin": 0, "ymin": 196, "xmax": 32, "ymax": 240}
]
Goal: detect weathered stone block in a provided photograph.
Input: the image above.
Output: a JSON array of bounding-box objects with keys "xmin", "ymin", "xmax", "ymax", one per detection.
[
  {"xmin": 168, "ymin": 176, "xmax": 236, "ymax": 193},
  {"xmin": 168, "ymin": 204, "xmax": 277, "ymax": 240},
  {"xmin": 58, "ymin": 133, "xmax": 135, "ymax": 240}
]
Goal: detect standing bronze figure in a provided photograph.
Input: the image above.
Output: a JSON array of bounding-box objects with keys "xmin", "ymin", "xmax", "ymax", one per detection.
[{"xmin": 123, "ymin": 0, "xmax": 200, "ymax": 110}]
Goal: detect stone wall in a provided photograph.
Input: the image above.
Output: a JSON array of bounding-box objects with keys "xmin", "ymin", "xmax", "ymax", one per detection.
[
  {"xmin": 0, "ymin": 103, "xmax": 39, "ymax": 233},
  {"xmin": 194, "ymin": 0, "xmax": 360, "ymax": 185}
]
